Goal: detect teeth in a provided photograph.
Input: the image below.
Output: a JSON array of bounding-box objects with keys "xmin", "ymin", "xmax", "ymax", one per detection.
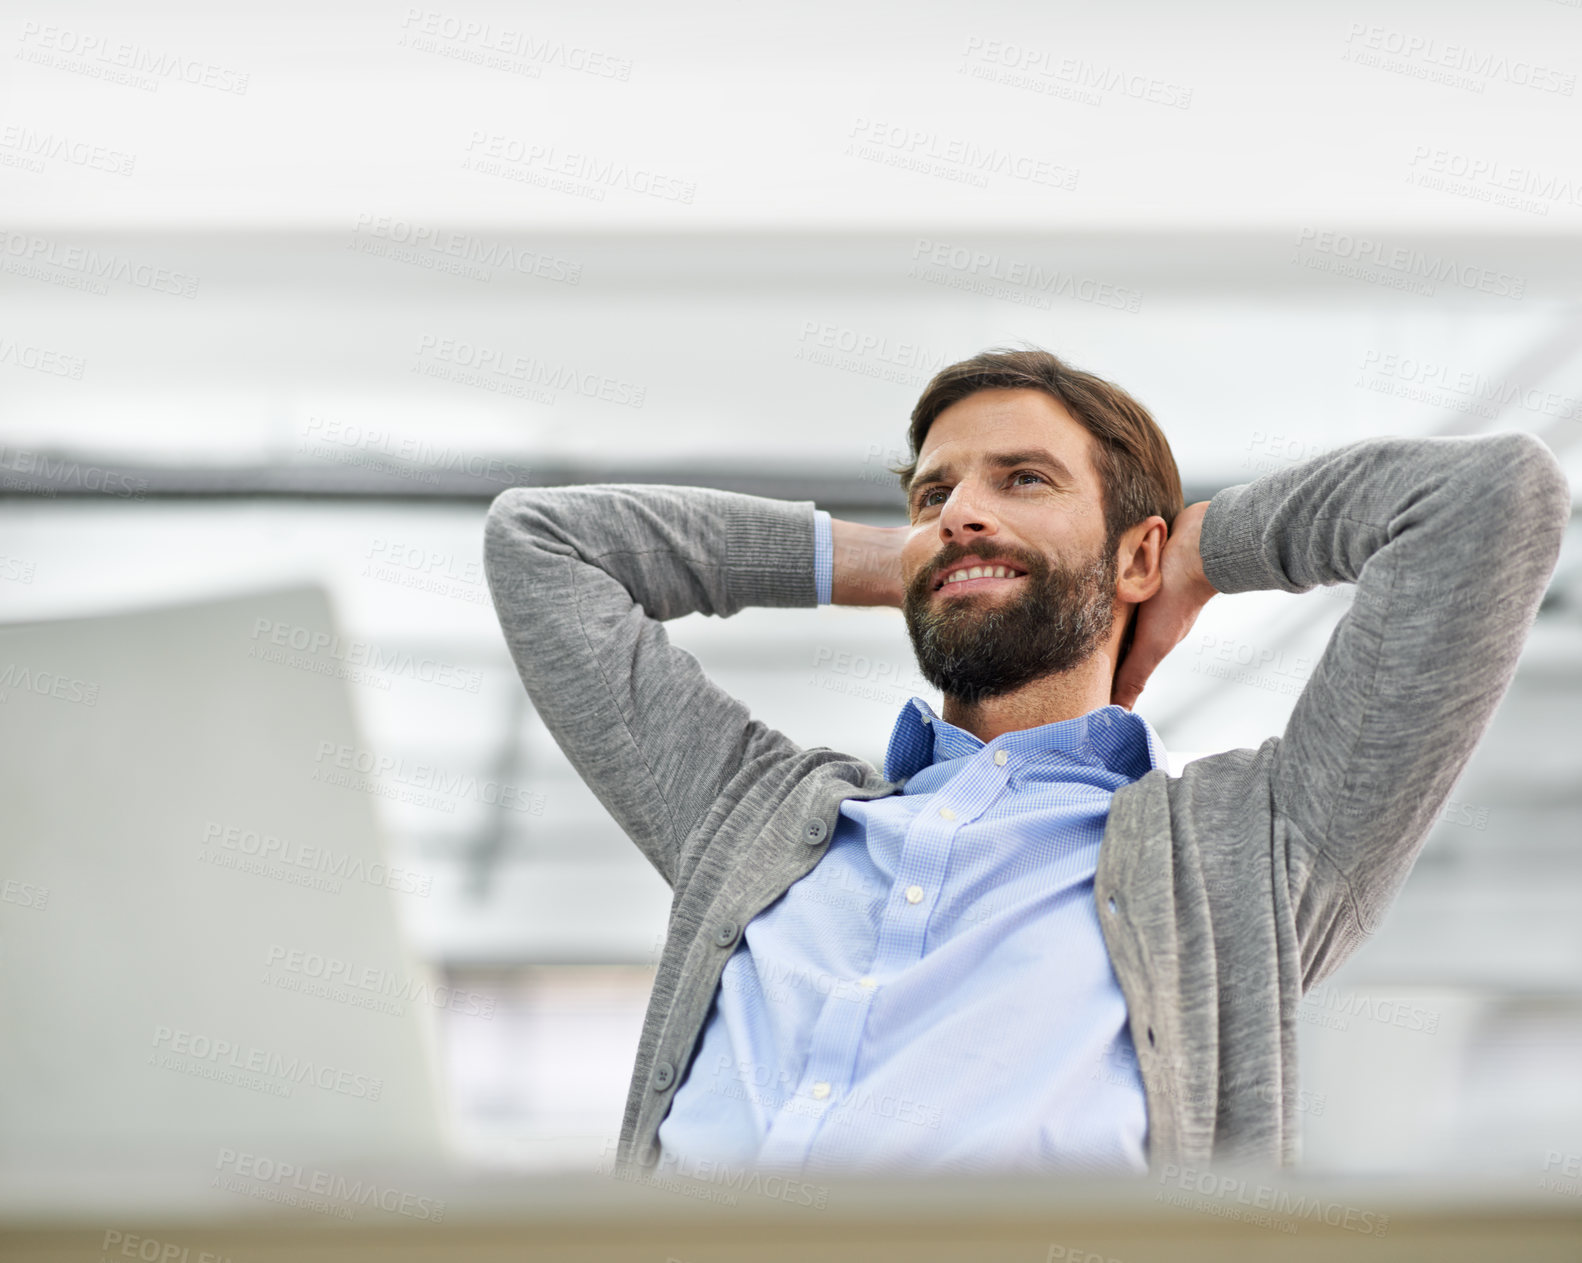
[{"xmin": 943, "ymin": 564, "xmax": 1018, "ymax": 585}]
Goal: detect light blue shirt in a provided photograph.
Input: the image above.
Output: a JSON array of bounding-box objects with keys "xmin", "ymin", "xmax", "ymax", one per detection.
[
  {"xmin": 656, "ymin": 510, "xmax": 1160, "ymax": 1175},
  {"xmin": 813, "ymin": 508, "xmax": 833, "ymax": 604}
]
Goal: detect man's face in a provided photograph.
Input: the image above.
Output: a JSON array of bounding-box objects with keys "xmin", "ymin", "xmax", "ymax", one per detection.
[{"xmin": 900, "ymin": 388, "xmax": 1118, "ymax": 704}]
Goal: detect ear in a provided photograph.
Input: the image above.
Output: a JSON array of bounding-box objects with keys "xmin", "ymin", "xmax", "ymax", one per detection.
[{"xmin": 1113, "ymin": 516, "xmax": 1167, "ymax": 607}]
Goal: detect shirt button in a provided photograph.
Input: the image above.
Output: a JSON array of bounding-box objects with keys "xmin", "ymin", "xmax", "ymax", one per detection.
[
  {"xmin": 905, "ymin": 885, "xmax": 924, "ymax": 904},
  {"xmin": 921, "ymin": 715, "xmax": 932, "ymax": 725},
  {"xmin": 858, "ymin": 976, "xmax": 876, "ymax": 989},
  {"xmin": 994, "ymin": 750, "xmax": 1008, "ymax": 766},
  {"xmin": 811, "ymin": 1082, "xmax": 831, "ymax": 1100},
  {"xmin": 938, "ymin": 806, "xmax": 955, "ymax": 820}
]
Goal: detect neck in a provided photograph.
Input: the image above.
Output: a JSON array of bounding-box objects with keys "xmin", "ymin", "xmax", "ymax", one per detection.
[{"xmin": 938, "ymin": 647, "xmax": 1119, "ymax": 745}]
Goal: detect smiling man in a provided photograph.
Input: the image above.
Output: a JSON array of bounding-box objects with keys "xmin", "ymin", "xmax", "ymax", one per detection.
[
  {"xmin": 483, "ymin": 346, "xmax": 1569, "ymax": 1179},
  {"xmin": 893, "ymin": 379, "xmax": 1188, "ymax": 738}
]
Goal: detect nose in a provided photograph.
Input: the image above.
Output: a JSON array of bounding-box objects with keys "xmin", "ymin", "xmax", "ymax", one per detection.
[{"xmin": 937, "ymin": 481, "xmax": 998, "ymax": 541}]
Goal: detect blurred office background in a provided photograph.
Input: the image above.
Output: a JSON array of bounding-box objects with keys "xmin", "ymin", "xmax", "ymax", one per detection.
[{"xmin": 2, "ymin": 0, "xmax": 1581, "ymax": 1205}]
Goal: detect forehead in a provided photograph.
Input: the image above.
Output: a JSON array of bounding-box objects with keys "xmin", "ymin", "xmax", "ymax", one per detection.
[{"xmin": 916, "ymin": 388, "xmax": 1099, "ymax": 485}]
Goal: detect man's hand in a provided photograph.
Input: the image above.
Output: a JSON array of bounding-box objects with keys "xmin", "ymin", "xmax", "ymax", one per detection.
[
  {"xmin": 830, "ymin": 519, "xmax": 907, "ymax": 607},
  {"xmin": 1112, "ymin": 500, "xmax": 1218, "ymax": 711}
]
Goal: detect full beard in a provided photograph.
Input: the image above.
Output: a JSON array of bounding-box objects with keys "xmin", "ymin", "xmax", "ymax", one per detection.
[{"xmin": 902, "ymin": 538, "xmax": 1118, "ymax": 706}]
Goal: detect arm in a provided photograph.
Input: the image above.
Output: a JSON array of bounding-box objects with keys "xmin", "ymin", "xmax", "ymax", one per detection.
[
  {"xmin": 482, "ymin": 484, "xmax": 823, "ymax": 887},
  {"xmin": 1192, "ymin": 433, "xmax": 1568, "ymax": 973},
  {"xmin": 828, "ymin": 517, "xmax": 907, "ymax": 606}
]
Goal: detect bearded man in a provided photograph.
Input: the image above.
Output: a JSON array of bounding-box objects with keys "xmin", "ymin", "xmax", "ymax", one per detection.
[{"xmin": 482, "ymin": 346, "xmax": 1568, "ymax": 1178}]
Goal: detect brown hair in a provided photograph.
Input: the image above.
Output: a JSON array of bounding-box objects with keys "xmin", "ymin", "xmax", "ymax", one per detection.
[{"xmin": 892, "ymin": 345, "xmax": 1184, "ymax": 670}]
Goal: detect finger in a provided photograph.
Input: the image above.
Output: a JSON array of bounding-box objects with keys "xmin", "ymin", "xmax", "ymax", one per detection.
[
  {"xmin": 1113, "ymin": 617, "xmax": 1175, "ymax": 709},
  {"xmin": 1111, "ymin": 674, "xmax": 1145, "ymax": 711},
  {"xmin": 1112, "ymin": 648, "xmax": 1162, "ymax": 710}
]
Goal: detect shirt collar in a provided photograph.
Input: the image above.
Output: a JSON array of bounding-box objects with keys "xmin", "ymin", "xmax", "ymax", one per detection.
[{"xmin": 882, "ymin": 695, "xmax": 1169, "ymax": 784}]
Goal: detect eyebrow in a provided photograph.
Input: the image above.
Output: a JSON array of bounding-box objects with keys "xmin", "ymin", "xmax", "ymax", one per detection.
[{"xmin": 910, "ymin": 448, "xmax": 1078, "ymax": 498}]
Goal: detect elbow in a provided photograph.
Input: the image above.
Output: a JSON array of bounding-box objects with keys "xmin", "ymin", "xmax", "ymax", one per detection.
[
  {"xmin": 1459, "ymin": 433, "xmax": 1572, "ymax": 595},
  {"xmin": 482, "ymin": 485, "xmax": 588, "ymax": 602},
  {"xmin": 482, "ymin": 486, "xmax": 541, "ymax": 597},
  {"xmin": 1491, "ymin": 431, "xmax": 1571, "ymax": 545},
  {"xmin": 484, "ymin": 485, "xmax": 528, "ymax": 537},
  {"xmin": 1527, "ymin": 435, "xmax": 1572, "ymax": 540}
]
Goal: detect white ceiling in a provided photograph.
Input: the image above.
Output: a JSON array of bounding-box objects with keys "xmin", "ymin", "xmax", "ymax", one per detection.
[{"xmin": 5, "ymin": 0, "xmax": 1582, "ymax": 232}]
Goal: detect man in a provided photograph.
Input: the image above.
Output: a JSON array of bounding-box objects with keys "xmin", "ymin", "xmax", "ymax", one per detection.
[{"xmin": 482, "ymin": 347, "xmax": 1569, "ymax": 1177}]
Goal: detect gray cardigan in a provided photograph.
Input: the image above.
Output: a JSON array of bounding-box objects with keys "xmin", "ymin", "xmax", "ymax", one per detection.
[{"xmin": 481, "ymin": 432, "xmax": 1569, "ymax": 1172}]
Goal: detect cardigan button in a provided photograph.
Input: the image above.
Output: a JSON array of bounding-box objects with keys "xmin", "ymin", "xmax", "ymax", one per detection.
[
  {"xmin": 652, "ymin": 1060, "xmax": 675, "ymax": 1090},
  {"xmin": 803, "ymin": 817, "xmax": 828, "ymax": 844},
  {"xmin": 713, "ymin": 921, "xmax": 739, "ymax": 948}
]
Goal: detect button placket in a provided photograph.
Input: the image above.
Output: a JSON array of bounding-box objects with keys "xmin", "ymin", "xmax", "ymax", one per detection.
[{"xmin": 758, "ymin": 968, "xmax": 876, "ymax": 1166}]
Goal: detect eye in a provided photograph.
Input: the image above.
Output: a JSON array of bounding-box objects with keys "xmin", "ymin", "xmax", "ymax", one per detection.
[
  {"xmin": 915, "ymin": 485, "xmax": 948, "ymax": 509},
  {"xmin": 1011, "ymin": 470, "xmax": 1045, "ymax": 487}
]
